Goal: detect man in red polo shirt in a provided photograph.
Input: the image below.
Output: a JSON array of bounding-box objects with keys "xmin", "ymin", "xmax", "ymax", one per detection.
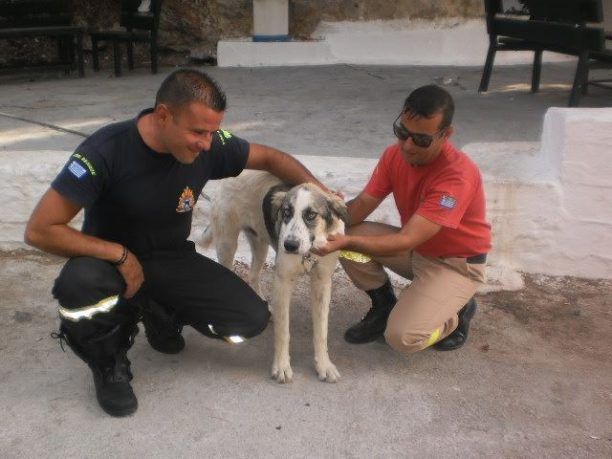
[{"xmin": 314, "ymin": 85, "xmax": 491, "ymax": 354}]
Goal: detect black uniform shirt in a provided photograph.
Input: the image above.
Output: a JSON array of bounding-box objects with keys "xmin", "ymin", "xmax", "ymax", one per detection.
[{"xmin": 52, "ymin": 108, "xmax": 249, "ymax": 257}]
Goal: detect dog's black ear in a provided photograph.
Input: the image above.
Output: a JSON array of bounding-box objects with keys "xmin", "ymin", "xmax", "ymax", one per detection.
[
  {"xmin": 262, "ymin": 184, "xmax": 290, "ymax": 243},
  {"xmin": 326, "ymin": 195, "xmax": 350, "ymax": 228}
]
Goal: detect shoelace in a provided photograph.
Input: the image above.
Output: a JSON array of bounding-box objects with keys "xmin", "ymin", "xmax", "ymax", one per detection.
[{"xmin": 50, "ymin": 330, "xmax": 67, "ymax": 352}]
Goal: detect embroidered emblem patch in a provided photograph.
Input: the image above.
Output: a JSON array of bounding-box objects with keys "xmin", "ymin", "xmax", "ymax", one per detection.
[
  {"xmin": 68, "ymin": 160, "xmax": 87, "ymax": 179},
  {"xmin": 216, "ymin": 129, "xmax": 233, "ymax": 145},
  {"xmin": 439, "ymin": 195, "xmax": 456, "ymax": 209},
  {"xmin": 72, "ymin": 152, "xmax": 96, "ymax": 176},
  {"xmin": 176, "ymin": 187, "xmax": 196, "ymax": 213}
]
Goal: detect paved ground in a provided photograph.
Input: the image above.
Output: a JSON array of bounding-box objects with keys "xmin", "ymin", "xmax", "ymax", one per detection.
[
  {"xmin": 2, "ymin": 62, "xmax": 612, "ymax": 156},
  {"xmin": 1, "ymin": 64, "xmax": 611, "ymax": 458}
]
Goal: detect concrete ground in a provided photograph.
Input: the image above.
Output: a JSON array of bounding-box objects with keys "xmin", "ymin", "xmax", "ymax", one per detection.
[{"xmin": 1, "ymin": 63, "xmax": 611, "ymax": 458}]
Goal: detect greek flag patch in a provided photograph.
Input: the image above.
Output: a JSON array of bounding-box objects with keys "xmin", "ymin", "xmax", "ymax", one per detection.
[
  {"xmin": 68, "ymin": 160, "xmax": 87, "ymax": 179},
  {"xmin": 439, "ymin": 195, "xmax": 456, "ymax": 209}
]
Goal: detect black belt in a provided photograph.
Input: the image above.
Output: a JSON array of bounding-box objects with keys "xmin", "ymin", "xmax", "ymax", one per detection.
[{"xmin": 466, "ymin": 253, "xmax": 487, "ymax": 264}]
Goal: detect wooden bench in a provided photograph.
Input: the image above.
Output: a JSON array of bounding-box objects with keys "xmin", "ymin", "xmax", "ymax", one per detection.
[
  {"xmin": 90, "ymin": 0, "xmax": 162, "ymax": 77},
  {"xmin": 0, "ymin": 0, "xmax": 84, "ymax": 77},
  {"xmin": 478, "ymin": 0, "xmax": 612, "ymax": 106}
]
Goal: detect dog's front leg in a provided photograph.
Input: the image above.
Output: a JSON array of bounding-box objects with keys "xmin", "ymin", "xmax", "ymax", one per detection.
[
  {"xmin": 245, "ymin": 234, "xmax": 269, "ymax": 298},
  {"xmin": 270, "ymin": 267, "xmax": 296, "ymax": 384},
  {"xmin": 310, "ymin": 260, "xmax": 340, "ymax": 383}
]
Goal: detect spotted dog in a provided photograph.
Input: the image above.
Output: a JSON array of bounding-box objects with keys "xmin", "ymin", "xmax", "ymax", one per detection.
[{"xmin": 200, "ymin": 170, "xmax": 348, "ymax": 383}]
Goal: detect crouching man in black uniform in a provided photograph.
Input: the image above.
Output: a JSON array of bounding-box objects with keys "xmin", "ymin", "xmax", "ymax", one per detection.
[{"xmin": 25, "ymin": 69, "xmax": 332, "ymax": 417}]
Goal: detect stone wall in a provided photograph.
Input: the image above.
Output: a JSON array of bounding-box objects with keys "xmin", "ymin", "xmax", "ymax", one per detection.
[
  {"xmin": 0, "ymin": 1, "xmax": 482, "ymax": 67},
  {"xmin": 77, "ymin": 0, "xmax": 483, "ymax": 61}
]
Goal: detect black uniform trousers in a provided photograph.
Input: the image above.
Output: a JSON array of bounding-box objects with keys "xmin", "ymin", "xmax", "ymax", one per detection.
[{"xmin": 52, "ymin": 241, "xmax": 270, "ymax": 349}]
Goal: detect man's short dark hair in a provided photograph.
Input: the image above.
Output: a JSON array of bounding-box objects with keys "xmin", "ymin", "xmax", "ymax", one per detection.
[
  {"xmin": 402, "ymin": 84, "xmax": 455, "ymax": 130},
  {"xmin": 155, "ymin": 68, "xmax": 227, "ymax": 112}
]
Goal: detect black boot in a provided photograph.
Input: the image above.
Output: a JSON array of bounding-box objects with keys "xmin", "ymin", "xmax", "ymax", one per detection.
[
  {"xmin": 434, "ymin": 297, "xmax": 477, "ymax": 351},
  {"xmin": 344, "ymin": 280, "xmax": 397, "ymax": 344},
  {"xmin": 90, "ymin": 349, "xmax": 137, "ymax": 417},
  {"xmin": 54, "ymin": 323, "xmax": 138, "ymax": 417},
  {"xmin": 139, "ymin": 299, "xmax": 185, "ymax": 354}
]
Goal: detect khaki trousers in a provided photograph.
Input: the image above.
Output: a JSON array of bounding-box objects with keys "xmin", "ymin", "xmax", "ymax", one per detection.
[{"xmin": 340, "ymin": 222, "xmax": 486, "ymax": 355}]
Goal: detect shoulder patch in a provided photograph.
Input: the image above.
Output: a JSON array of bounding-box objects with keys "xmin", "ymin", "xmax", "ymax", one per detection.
[
  {"xmin": 439, "ymin": 195, "xmax": 456, "ymax": 209},
  {"xmin": 72, "ymin": 152, "xmax": 97, "ymax": 176},
  {"xmin": 68, "ymin": 160, "xmax": 88, "ymax": 179}
]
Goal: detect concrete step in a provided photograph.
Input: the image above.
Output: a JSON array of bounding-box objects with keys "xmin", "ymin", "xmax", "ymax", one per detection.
[{"xmin": 218, "ymin": 19, "xmax": 574, "ymax": 67}]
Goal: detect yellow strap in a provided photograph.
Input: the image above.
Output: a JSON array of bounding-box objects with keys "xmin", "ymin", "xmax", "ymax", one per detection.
[
  {"xmin": 58, "ymin": 295, "xmax": 119, "ymax": 322},
  {"xmin": 425, "ymin": 328, "xmax": 442, "ymax": 348},
  {"xmin": 339, "ymin": 250, "xmax": 372, "ymax": 263}
]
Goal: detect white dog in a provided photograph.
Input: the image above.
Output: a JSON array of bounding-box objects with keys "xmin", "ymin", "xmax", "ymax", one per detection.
[{"xmin": 200, "ymin": 170, "xmax": 348, "ymax": 383}]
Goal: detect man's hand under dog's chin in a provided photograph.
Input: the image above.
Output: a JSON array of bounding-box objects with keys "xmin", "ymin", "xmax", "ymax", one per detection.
[{"xmin": 311, "ymin": 233, "xmax": 349, "ymax": 257}]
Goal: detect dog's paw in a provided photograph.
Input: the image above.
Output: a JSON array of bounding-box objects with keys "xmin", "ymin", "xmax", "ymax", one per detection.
[
  {"xmin": 315, "ymin": 360, "xmax": 341, "ymax": 383},
  {"xmin": 271, "ymin": 362, "xmax": 293, "ymax": 384}
]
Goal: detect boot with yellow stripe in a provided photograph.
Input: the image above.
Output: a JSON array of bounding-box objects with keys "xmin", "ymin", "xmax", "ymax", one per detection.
[{"xmin": 434, "ymin": 297, "xmax": 477, "ymax": 351}]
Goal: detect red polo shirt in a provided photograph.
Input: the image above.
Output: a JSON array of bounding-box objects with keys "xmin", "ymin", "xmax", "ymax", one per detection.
[{"xmin": 364, "ymin": 141, "xmax": 491, "ymax": 258}]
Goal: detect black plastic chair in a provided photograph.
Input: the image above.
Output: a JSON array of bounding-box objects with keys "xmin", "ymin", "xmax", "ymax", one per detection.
[
  {"xmin": 478, "ymin": 0, "xmax": 611, "ymax": 106},
  {"xmin": 582, "ymin": 34, "xmax": 612, "ymax": 97},
  {"xmin": 0, "ymin": 0, "xmax": 84, "ymax": 77},
  {"xmin": 90, "ymin": 0, "xmax": 162, "ymax": 76}
]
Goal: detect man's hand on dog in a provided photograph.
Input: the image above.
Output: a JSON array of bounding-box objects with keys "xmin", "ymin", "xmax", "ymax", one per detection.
[{"xmin": 312, "ymin": 233, "xmax": 349, "ymax": 257}]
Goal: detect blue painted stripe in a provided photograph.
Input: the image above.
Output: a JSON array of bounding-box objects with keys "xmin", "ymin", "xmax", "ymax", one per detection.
[{"xmin": 252, "ymin": 35, "xmax": 290, "ymax": 42}]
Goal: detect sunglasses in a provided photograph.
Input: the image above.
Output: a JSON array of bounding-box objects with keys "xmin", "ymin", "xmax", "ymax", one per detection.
[{"xmin": 392, "ymin": 114, "xmax": 445, "ymax": 148}]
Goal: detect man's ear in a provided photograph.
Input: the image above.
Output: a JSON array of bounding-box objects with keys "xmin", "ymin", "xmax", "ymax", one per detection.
[
  {"xmin": 155, "ymin": 104, "xmax": 172, "ymax": 125},
  {"xmin": 327, "ymin": 196, "xmax": 349, "ymax": 227},
  {"xmin": 443, "ymin": 125, "xmax": 454, "ymax": 140}
]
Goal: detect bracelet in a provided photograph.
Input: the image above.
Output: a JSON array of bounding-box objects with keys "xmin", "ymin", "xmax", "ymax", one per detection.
[{"xmin": 112, "ymin": 245, "xmax": 129, "ymax": 266}]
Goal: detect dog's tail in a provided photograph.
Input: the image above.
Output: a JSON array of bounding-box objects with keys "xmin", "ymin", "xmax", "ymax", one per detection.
[{"xmin": 199, "ymin": 224, "xmax": 214, "ymax": 249}]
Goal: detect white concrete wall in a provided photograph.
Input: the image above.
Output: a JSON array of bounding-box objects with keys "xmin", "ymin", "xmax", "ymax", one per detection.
[
  {"xmin": 0, "ymin": 151, "xmax": 75, "ymax": 245},
  {"xmin": 218, "ymin": 19, "xmax": 574, "ymax": 67},
  {"xmin": 2, "ymin": 109, "xmax": 611, "ymax": 288},
  {"xmin": 466, "ymin": 108, "xmax": 612, "ymax": 283}
]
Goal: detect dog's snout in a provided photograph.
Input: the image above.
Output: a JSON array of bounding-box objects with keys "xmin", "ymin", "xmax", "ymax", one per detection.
[{"xmin": 283, "ymin": 239, "xmax": 300, "ymax": 253}]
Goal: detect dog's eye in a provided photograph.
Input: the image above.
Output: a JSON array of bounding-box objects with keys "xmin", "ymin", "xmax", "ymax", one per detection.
[
  {"xmin": 304, "ymin": 210, "xmax": 317, "ymax": 221},
  {"xmin": 282, "ymin": 207, "xmax": 292, "ymax": 220}
]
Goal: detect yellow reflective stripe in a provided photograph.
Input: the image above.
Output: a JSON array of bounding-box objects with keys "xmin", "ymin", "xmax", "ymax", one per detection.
[
  {"xmin": 216, "ymin": 131, "xmax": 226, "ymax": 145},
  {"xmin": 209, "ymin": 324, "xmax": 244, "ymax": 344},
  {"xmin": 339, "ymin": 250, "xmax": 372, "ymax": 263},
  {"xmin": 425, "ymin": 328, "xmax": 442, "ymax": 348},
  {"xmin": 225, "ymin": 335, "xmax": 245, "ymax": 344},
  {"xmin": 58, "ymin": 295, "xmax": 119, "ymax": 322}
]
